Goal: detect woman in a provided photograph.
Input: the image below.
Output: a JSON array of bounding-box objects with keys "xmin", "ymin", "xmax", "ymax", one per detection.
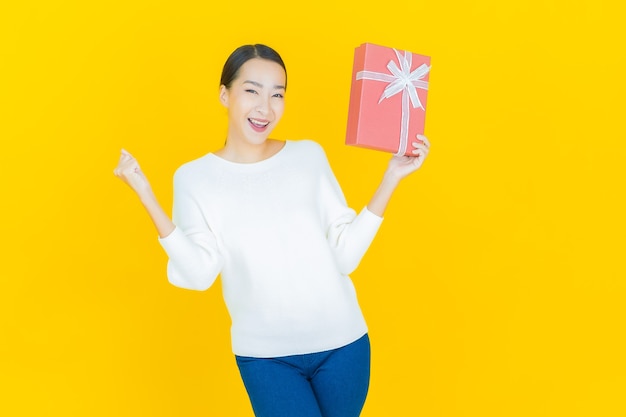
[{"xmin": 114, "ymin": 44, "xmax": 430, "ymax": 417}]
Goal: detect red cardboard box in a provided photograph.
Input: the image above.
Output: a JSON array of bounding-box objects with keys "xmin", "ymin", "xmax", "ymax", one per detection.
[{"xmin": 346, "ymin": 43, "xmax": 431, "ymax": 156}]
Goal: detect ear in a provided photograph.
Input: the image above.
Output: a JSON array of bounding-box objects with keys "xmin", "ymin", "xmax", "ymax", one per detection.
[{"xmin": 219, "ymin": 85, "xmax": 229, "ymax": 107}]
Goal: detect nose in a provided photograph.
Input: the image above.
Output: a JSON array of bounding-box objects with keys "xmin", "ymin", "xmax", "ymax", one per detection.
[{"xmin": 256, "ymin": 96, "xmax": 269, "ymax": 114}]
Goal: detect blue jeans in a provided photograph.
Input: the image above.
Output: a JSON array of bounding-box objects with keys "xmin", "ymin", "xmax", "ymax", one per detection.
[{"xmin": 235, "ymin": 334, "xmax": 371, "ymax": 417}]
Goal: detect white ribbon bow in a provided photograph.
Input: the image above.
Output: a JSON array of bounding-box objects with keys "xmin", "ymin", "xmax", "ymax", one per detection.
[{"xmin": 356, "ymin": 49, "xmax": 430, "ymax": 156}]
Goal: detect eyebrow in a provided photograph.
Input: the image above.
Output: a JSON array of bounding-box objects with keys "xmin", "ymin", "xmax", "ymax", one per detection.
[{"xmin": 243, "ymin": 80, "xmax": 286, "ymax": 90}]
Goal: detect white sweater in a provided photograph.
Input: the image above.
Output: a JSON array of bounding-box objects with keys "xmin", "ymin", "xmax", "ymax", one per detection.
[{"xmin": 158, "ymin": 139, "xmax": 383, "ymax": 357}]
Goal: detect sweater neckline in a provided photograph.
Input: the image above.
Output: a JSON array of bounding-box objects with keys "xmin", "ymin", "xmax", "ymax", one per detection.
[
  {"xmin": 207, "ymin": 140, "xmax": 290, "ymax": 170},
  {"xmin": 207, "ymin": 140, "xmax": 291, "ymax": 172}
]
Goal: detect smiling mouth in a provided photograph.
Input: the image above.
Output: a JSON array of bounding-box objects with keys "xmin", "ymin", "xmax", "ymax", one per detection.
[
  {"xmin": 248, "ymin": 118, "xmax": 270, "ymax": 132},
  {"xmin": 248, "ymin": 118, "xmax": 269, "ymax": 127}
]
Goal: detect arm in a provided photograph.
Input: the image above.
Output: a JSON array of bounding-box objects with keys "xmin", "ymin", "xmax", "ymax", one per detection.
[
  {"xmin": 113, "ymin": 149, "xmax": 175, "ymax": 238},
  {"xmin": 367, "ymin": 134, "xmax": 431, "ymax": 216},
  {"xmin": 316, "ymin": 145, "xmax": 382, "ymax": 275},
  {"xmin": 323, "ymin": 135, "xmax": 431, "ymax": 274},
  {"xmin": 114, "ymin": 149, "xmax": 222, "ymax": 290}
]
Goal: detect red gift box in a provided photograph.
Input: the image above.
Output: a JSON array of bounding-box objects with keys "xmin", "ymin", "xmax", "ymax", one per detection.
[{"xmin": 346, "ymin": 43, "xmax": 431, "ymax": 156}]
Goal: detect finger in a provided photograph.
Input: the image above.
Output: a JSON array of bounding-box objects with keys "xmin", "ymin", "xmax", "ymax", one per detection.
[
  {"xmin": 113, "ymin": 165, "xmax": 129, "ymax": 177},
  {"xmin": 416, "ymin": 134, "xmax": 430, "ymax": 149},
  {"xmin": 411, "ymin": 143, "xmax": 429, "ymax": 156},
  {"xmin": 119, "ymin": 153, "xmax": 132, "ymax": 164},
  {"xmin": 119, "ymin": 148, "xmax": 136, "ymax": 162}
]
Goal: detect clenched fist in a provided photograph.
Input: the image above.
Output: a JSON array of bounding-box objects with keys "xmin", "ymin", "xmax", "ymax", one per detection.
[{"xmin": 113, "ymin": 149, "xmax": 153, "ymax": 198}]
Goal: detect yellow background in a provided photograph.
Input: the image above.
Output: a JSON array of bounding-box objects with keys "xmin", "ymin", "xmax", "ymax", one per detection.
[{"xmin": 2, "ymin": 0, "xmax": 625, "ymax": 415}]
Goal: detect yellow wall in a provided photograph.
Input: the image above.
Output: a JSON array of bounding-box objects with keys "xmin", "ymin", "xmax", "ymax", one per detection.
[{"xmin": 2, "ymin": 1, "xmax": 625, "ymax": 415}]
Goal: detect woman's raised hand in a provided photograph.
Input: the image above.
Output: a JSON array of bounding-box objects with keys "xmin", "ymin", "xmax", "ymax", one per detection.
[
  {"xmin": 366, "ymin": 134, "xmax": 431, "ymax": 217},
  {"xmin": 113, "ymin": 149, "xmax": 175, "ymax": 237},
  {"xmin": 113, "ymin": 149, "xmax": 154, "ymax": 198},
  {"xmin": 385, "ymin": 134, "xmax": 431, "ymax": 182}
]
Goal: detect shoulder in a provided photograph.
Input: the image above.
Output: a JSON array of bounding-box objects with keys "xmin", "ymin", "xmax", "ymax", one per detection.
[
  {"xmin": 286, "ymin": 139, "xmax": 328, "ymax": 160},
  {"xmin": 173, "ymin": 153, "xmax": 214, "ymax": 186}
]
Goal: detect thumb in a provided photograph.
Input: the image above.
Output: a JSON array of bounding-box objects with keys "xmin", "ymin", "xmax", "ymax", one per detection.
[{"xmin": 119, "ymin": 148, "xmax": 136, "ymax": 164}]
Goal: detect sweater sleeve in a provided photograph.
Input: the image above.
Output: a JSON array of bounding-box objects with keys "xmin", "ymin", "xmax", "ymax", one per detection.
[
  {"xmin": 158, "ymin": 169, "xmax": 224, "ymax": 291},
  {"xmin": 316, "ymin": 145, "xmax": 384, "ymax": 275}
]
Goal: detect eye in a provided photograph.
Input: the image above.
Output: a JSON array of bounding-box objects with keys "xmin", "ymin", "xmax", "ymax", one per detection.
[
  {"xmin": 272, "ymin": 93, "xmax": 284, "ymax": 99},
  {"xmin": 245, "ymin": 89, "xmax": 258, "ymax": 94}
]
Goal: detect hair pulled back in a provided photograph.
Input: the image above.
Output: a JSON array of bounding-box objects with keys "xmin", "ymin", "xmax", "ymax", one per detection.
[{"xmin": 220, "ymin": 44, "xmax": 287, "ymax": 90}]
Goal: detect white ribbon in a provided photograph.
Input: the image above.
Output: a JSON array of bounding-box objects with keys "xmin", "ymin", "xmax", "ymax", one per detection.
[{"xmin": 356, "ymin": 49, "xmax": 430, "ymax": 156}]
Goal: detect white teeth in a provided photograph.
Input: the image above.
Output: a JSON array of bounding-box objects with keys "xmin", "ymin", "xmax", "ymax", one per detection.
[{"xmin": 249, "ymin": 118, "xmax": 269, "ymax": 127}]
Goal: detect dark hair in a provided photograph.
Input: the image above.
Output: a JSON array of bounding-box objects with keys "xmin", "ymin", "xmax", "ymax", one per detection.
[{"xmin": 220, "ymin": 44, "xmax": 287, "ymax": 90}]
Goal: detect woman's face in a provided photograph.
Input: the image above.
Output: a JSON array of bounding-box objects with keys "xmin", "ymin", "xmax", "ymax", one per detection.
[{"xmin": 220, "ymin": 58, "xmax": 286, "ymax": 146}]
